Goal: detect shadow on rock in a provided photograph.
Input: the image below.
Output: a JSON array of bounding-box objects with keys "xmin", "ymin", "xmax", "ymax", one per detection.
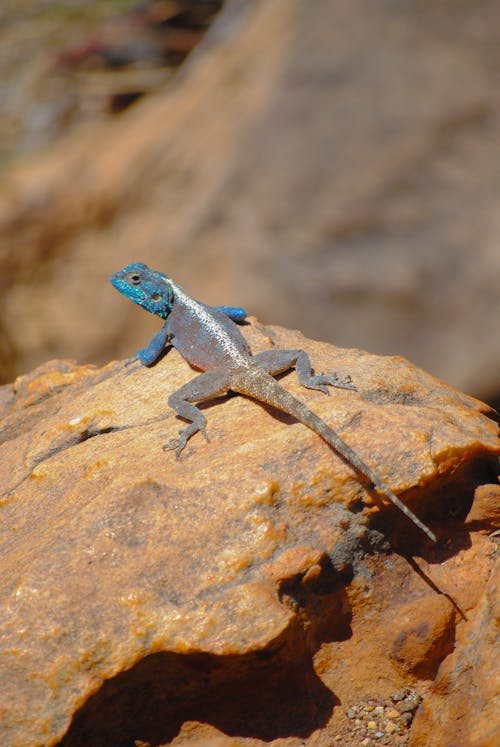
[{"xmin": 59, "ymin": 619, "xmax": 340, "ymax": 746}]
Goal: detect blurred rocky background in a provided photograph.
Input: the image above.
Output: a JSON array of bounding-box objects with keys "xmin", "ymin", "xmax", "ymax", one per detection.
[{"xmin": 1, "ymin": 0, "xmax": 500, "ymax": 407}]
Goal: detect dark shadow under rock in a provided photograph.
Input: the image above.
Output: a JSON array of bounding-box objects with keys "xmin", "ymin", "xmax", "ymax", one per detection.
[{"xmin": 59, "ymin": 622, "xmax": 339, "ymax": 747}]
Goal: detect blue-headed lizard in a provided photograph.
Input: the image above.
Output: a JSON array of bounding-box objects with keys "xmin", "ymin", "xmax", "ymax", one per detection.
[{"xmin": 111, "ymin": 262, "xmax": 436, "ymax": 542}]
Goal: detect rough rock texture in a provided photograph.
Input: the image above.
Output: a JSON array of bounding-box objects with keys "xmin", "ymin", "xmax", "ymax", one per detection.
[
  {"xmin": 409, "ymin": 517, "xmax": 500, "ymax": 747},
  {"xmin": 1, "ymin": 0, "xmax": 500, "ymax": 405},
  {"xmin": 0, "ymin": 323, "xmax": 499, "ymax": 747}
]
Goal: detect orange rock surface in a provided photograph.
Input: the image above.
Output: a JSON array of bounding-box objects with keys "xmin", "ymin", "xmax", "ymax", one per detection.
[{"xmin": 0, "ymin": 324, "xmax": 498, "ymax": 746}]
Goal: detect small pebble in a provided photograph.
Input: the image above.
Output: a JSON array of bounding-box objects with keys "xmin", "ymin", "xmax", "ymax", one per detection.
[
  {"xmin": 374, "ymin": 705, "xmax": 384, "ymax": 714},
  {"xmin": 400, "ymin": 711, "xmax": 414, "ymax": 726},
  {"xmin": 347, "ymin": 708, "xmax": 356, "ymax": 719},
  {"xmin": 367, "ymin": 720, "xmax": 377, "ymax": 730},
  {"xmin": 387, "ymin": 708, "xmax": 400, "ymax": 719},
  {"xmin": 385, "ymin": 720, "xmax": 398, "ymax": 733}
]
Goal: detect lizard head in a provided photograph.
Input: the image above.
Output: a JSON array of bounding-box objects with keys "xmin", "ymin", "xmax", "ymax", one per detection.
[{"xmin": 110, "ymin": 262, "xmax": 174, "ymax": 319}]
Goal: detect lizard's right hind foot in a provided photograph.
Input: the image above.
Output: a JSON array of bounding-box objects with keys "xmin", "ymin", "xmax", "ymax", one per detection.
[
  {"xmin": 320, "ymin": 371, "xmax": 357, "ymax": 391},
  {"xmin": 304, "ymin": 371, "xmax": 357, "ymax": 394}
]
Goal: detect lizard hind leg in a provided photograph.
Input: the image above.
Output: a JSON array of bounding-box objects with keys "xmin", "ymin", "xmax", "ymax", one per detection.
[
  {"xmin": 163, "ymin": 368, "xmax": 231, "ymax": 458},
  {"xmin": 251, "ymin": 349, "xmax": 357, "ymax": 394}
]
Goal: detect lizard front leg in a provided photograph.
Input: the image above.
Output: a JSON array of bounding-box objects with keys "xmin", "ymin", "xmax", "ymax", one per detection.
[
  {"xmin": 133, "ymin": 320, "xmax": 172, "ymax": 366},
  {"xmin": 251, "ymin": 349, "xmax": 357, "ymax": 394},
  {"xmin": 164, "ymin": 368, "xmax": 231, "ymax": 457}
]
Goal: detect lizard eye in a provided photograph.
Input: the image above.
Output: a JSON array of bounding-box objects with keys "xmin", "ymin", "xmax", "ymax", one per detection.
[
  {"xmin": 127, "ymin": 272, "xmax": 142, "ymax": 285},
  {"xmin": 151, "ymin": 292, "xmax": 161, "ymax": 302}
]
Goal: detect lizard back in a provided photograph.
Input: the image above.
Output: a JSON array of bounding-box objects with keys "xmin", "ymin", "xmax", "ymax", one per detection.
[{"xmin": 168, "ymin": 294, "xmax": 252, "ymax": 371}]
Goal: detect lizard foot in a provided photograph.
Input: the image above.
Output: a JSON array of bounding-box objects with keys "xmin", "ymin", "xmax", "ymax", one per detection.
[
  {"xmin": 319, "ymin": 371, "xmax": 357, "ymax": 391},
  {"xmin": 305, "ymin": 371, "xmax": 357, "ymax": 393},
  {"xmin": 163, "ymin": 437, "xmax": 187, "ymax": 459},
  {"xmin": 162, "ymin": 423, "xmax": 210, "ymax": 458}
]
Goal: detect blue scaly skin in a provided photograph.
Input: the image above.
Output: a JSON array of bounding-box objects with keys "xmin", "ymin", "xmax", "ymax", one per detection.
[{"xmin": 111, "ymin": 262, "xmax": 436, "ymax": 542}]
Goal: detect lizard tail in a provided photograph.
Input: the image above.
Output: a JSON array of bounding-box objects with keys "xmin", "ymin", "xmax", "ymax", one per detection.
[{"xmin": 232, "ymin": 367, "xmax": 436, "ymax": 542}]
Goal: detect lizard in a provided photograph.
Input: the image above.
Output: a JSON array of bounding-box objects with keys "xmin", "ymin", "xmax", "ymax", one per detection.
[{"xmin": 111, "ymin": 262, "xmax": 436, "ymax": 542}]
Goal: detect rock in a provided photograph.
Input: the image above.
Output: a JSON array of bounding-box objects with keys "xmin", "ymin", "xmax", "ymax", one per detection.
[
  {"xmin": 409, "ymin": 553, "xmax": 500, "ymax": 747},
  {"xmin": 0, "ymin": 324, "xmax": 499, "ymax": 746},
  {"xmin": 386, "ymin": 594, "xmax": 455, "ymax": 679},
  {"xmin": 1, "ymin": 1, "xmax": 500, "ymax": 404},
  {"xmin": 466, "ymin": 483, "xmax": 500, "ymax": 531}
]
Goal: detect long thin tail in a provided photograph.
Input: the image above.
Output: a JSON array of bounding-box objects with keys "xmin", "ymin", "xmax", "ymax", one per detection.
[{"xmin": 233, "ymin": 368, "xmax": 436, "ymax": 542}]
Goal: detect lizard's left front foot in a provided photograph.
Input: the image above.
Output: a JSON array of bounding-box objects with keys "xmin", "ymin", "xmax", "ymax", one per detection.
[{"xmin": 309, "ymin": 371, "xmax": 357, "ymax": 393}]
